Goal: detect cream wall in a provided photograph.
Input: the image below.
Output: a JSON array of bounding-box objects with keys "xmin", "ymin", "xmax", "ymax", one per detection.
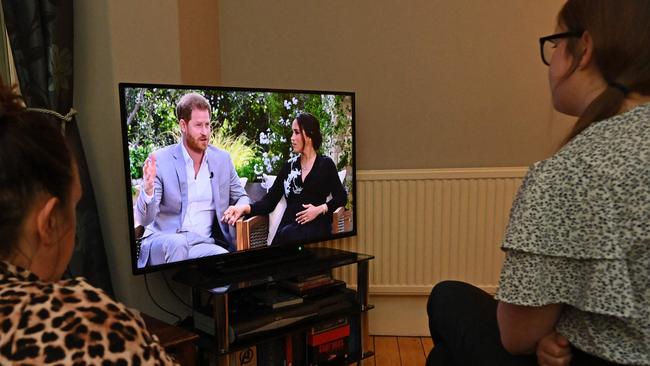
[
  {"xmin": 73, "ymin": 0, "xmax": 573, "ymax": 326},
  {"xmin": 218, "ymin": 0, "xmax": 573, "ymax": 169},
  {"xmin": 73, "ymin": 0, "xmax": 219, "ymax": 322}
]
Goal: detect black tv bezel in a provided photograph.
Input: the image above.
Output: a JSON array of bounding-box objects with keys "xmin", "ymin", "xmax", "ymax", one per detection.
[{"xmin": 118, "ymin": 82, "xmax": 357, "ymax": 275}]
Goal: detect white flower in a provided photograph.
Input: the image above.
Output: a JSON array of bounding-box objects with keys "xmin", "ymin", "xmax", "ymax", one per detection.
[
  {"xmin": 259, "ymin": 132, "xmax": 269, "ymax": 144},
  {"xmin": 254, "ymin": 163, "xmax": 263, "ymax": 175},
  {"xmin": 292, "ymin": 97, "xmax": 298, "ymax": 105},
  {"xmin": 284, "ymin": 100, "xmax": 292, "ymax": 110},
  {"xmin": 284, "ymin": 179, "xmax": 291, "ymax": 196},
  {"xmin": 287, "ymin": 168, "xmax": 300, "ymax": 181},
  {"xmin": 263, "ymin": 156, "xmax": 273, "ymax": 172}
]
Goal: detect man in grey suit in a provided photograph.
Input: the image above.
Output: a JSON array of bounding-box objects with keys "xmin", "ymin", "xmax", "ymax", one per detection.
[{"xmin": 135, "ymin": 92, "xmax": 249, "ymax": 268}]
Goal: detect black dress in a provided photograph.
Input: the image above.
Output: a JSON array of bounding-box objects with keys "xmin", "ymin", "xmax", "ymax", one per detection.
[{"xmin": 250, "ymin": 155, "xmax": 347, "ymax": 245}]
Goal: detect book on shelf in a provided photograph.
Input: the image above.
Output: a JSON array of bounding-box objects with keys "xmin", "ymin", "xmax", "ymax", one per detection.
[
  {"xmin": 283, "ymin": 277, "xmax": 333, "ymax": 289},
  {"xmin": 295, "ymin": 279, "xmax": 346, "ymax": 298},
  {"xmin": 252, "ymin": 288, "xmax": 304, "ymax": 309},
  {"xmin": 294, "ymin": 272, "xmax": 331, "ymax": 282},
  {"xmin": 289, "ymin": 272, "xmax": 332, "ymax": 286},
  {"xmin": 307, "ymin": 316, "xmax": 350, "ymax": 365},
  {"xmin": 278, "ymin": 272, "xmax": 345, "ymax": 296}
]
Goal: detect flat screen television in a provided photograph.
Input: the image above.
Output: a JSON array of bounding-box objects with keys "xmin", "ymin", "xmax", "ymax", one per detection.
[{"xmin": 119, "ymin": 83, "xmax": 356, "ymax": 274}]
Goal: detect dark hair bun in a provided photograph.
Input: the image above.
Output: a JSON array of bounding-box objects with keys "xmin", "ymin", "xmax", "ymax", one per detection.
[
  {"xmin": 0, "ymin": 84, "xmax": 25, "ymax": 121},
  {"xmin": 0, "ymin": 83, "xmax": 73, "ymax": 258}
]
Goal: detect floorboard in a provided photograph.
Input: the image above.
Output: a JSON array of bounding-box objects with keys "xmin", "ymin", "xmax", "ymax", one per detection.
[
  {"xmin": 420, "ymin": 337, "xmax": 434, "ymax": 358},
  {"xmin": 362, "ymin": 336, "xmax": 433, "ymax": 366},
  {"xmin": 398, "ymin": 337, "xmax": 426, "ymax": 366},
  {"xmin": 373, "ymin": 336, "xmax": 401, "ymax": 366}
]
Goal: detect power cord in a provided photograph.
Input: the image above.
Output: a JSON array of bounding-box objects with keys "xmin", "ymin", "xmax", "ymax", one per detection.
[
  {"xmin": 161, "ymin": 270, "xmax": 192, "ymax": 309},
  {"xmin": 144, "ymin": 273, "xmax": 181, "ymax": 323}
]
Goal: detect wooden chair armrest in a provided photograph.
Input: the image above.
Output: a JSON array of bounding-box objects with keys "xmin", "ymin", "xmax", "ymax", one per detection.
[
  {"xmin": 246, "ymin": 215, "xmax": 269, "ymax": 228},
  {"xmin": 236, "ymin": 215, "xmax": 270, "ymax": 251},
  {"xmin": 331, "ymin": 207, "xmax": 353, "ymax": 233}
]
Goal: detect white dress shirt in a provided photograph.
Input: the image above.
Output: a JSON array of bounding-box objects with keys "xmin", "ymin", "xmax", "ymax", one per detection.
[{"xmin": 179, "ymin": 144, "xmax": 216, "ymax": 238}]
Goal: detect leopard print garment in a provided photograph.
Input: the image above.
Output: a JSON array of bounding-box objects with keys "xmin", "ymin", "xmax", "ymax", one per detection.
[
  {"xmin": 0, "ymin": 261, "xmax": 179, "ymax": 365},
  {"xmin": 496, "ymin": 103, "xmax": 650, "ymax": 365}
]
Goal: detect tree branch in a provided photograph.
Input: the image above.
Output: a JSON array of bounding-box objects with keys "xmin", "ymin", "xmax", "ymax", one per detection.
[{"xmin": 126, "ymin": 89, "xmax": 145, "ymax": 127}]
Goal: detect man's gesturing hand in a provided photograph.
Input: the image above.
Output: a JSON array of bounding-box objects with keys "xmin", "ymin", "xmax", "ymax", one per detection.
[{"xmin": 143, "ymin": 154, "xmax": 157, "ymax": 196}]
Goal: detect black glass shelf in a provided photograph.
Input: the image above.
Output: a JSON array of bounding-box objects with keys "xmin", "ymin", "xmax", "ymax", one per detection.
[{"xmin": 172, "ymin": 247, "xmax": 373, "ymax": 293}]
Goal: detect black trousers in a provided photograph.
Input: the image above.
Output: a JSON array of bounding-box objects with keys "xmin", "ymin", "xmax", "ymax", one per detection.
[
  {"xmin": 271, "ymin": 216, "xmax": 330, "ymax": 246},
  {"xmin": 426, "ymin": 281, "xmax": 621, "ymax": 366}
]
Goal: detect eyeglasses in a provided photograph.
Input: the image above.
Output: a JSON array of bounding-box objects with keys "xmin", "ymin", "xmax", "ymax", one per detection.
[{"xmin": 539, "ymin": 31, "xmax": 583, "ymax": 66}]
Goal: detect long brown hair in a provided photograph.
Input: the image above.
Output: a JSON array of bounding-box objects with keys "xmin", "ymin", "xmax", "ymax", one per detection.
[{"xmin": 559, "ymin": 0, "xmax": 650, "ymax": 143}]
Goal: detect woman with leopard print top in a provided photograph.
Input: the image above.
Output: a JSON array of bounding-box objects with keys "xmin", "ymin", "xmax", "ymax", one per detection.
[
  {"xmin": 427, "ymin": 1, "xmax": 650, "ymax": 365},
  {"xmin": 0, "ymin": 84, "xmax": 178, "ymax": 365}
]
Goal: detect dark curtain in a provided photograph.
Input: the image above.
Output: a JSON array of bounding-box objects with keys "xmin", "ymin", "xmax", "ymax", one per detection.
[{"xmin": 2, "ymin": 0, "xmax": 114, "ymax": 297}]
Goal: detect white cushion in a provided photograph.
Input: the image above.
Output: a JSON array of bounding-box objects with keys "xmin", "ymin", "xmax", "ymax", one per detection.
[
  {"xmin": 267, "ymin": 196, "xmax": 286, "ymax": 245},
  {"xmin": 261, "ymin": 174, "xmax": 283, "ymax": 245},
  {"xmin": 261, "ymin": 174, "xmax": 276, "ymax": 192}
]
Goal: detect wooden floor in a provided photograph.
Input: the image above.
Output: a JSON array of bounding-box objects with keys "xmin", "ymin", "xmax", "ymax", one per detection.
[{"xmin": 362, "ymin": 336, "xmax": 433, "ymax": 366}]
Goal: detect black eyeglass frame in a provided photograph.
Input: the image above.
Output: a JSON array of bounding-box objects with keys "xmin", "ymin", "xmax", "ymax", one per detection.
[{"xmin": 539, "ymin": 30, "xmax": 584, "ymax": 66}]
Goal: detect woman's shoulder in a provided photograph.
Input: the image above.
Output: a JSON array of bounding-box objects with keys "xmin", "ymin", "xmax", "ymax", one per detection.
[
  {"xmin": 316, "ymin": 155, "xmax": 337, "ymax": 170},
  {"xmin": 0, "ymin": 277, "xmax": 177, "ymax": 365},
  {"xmin": 51, "ymin": 278, "xmax": 154, "ymax": 339},
  {"xmin": 52, "ymin": 278, "xmax": 141, "ymax": 324},
  {"xmin": 317, "ymin": 154, "xmax": 334, "ymax": 163},
  {"xmin": 566, "ymin": 102, "xmax": 650, "ymax": 164}
]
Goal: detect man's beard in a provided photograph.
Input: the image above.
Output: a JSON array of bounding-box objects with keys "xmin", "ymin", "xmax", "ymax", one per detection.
[{"xmin": 186, "ymin": 134, "xmax": 208, "ymax": 153}]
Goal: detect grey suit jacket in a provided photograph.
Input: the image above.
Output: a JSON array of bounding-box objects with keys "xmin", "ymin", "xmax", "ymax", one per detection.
[{"xmin": 135, "ymin": 143, "xmax": 249, "ymax": 268}]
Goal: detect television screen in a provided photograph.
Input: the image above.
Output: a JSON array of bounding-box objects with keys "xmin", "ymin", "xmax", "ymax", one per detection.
[{"xmin": 119, "ymin": 83, "xmax": 356, "ymax": 274}]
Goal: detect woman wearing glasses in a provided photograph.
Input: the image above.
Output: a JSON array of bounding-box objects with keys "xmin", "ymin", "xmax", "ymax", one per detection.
[{"xmin": 427, "ymin": 1, "xmax": 650, "ymax": 365}]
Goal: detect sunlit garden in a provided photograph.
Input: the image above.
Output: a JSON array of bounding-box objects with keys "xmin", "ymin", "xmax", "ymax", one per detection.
[{"xmin": 123, "ymin": 87, "xmax": 354, "ymax": 205}]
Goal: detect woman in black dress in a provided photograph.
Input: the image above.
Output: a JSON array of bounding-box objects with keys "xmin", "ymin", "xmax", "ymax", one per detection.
[{"xmin": 223, "ymin": 112, "xmax": 347, "ymax": 245}]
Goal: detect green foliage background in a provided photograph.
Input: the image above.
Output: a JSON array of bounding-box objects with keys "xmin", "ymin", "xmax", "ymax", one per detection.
[{"xmin": 124, "ymin": 88, "xmax": 354, "ymax": 195}]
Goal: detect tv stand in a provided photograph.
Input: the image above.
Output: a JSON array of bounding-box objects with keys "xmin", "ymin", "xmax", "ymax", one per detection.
[
  {"xmin": 199, "ymin": 245, "xmax": 311, "ymax": 276},
  {"xmin": 172, "ymin": 247, "xmax": 374, "ymax": 365}
]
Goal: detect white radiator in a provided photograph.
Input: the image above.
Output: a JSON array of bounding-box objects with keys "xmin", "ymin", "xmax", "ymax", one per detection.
[{"xmin": 324, "ymin": 167, "xmax": 527, "ymax": 295}]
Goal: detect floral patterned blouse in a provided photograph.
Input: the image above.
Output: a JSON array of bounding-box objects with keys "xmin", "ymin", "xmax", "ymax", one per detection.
[
  {"xmin": 496, "ymin": 103, "xmax": 650, "ymax": 365},
  {"xmin": 0, "ymin": 261, "xmax": 178, "ymax": 365}
]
